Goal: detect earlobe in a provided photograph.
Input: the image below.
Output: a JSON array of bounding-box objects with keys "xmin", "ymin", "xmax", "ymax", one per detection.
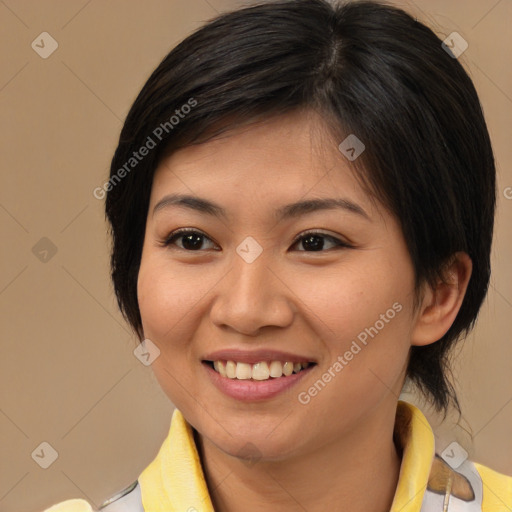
[{"xmin": 411, "ymin": 252, "xmax": 472, "ymax": 347}]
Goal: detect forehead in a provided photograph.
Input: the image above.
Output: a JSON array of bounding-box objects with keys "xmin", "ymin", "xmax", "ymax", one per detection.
[{"xmin": 150, "ymin": 110, "xmax": 377, "ymax": 217}]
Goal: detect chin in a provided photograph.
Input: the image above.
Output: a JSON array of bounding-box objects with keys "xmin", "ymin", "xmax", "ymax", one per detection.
[{"xmin": 204, "ymin": 422, "xmax": 304, "ymax": 463}]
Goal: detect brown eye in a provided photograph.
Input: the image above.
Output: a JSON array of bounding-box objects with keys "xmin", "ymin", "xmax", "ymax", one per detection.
[
  {"xmin": 291, "ymin": 231, "xmax": 351, "ymax": 252},
  {"xmin": 164, "ymin": 229, "xmax": 217, "ymax": 251}
]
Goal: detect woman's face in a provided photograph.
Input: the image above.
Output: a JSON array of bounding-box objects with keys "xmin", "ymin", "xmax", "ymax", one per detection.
[{"xmin": 137, "ymin": 110, "xmax": 419, "ymax": 461}]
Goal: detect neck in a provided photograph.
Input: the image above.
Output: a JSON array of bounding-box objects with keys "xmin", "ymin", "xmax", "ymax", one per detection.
[{"xmin": 195, "ymin": 401, "xmax": 402, "ymax": 512}]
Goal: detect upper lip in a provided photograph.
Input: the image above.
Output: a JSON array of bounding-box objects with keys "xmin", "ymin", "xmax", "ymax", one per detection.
[{"xmin": 202, "ymin": 349, "xmax": 317, "ymax": 365}]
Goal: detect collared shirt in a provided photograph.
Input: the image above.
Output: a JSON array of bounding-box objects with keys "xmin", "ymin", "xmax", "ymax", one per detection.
[{"xmin": 44, "ymin": 400, "xmax": 512, "ymax": 512}]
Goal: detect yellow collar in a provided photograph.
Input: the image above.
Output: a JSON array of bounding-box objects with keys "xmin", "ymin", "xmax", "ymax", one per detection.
[
  {"xmin": 391, "ymin": 401, "xmax": 435, "ymax": 511},
  {"xmin": 138, "ymin": 400, "xmax": 434, "ymax": 512}
]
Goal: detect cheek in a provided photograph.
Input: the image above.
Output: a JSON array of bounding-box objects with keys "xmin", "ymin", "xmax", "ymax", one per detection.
[
  {"xmin": 297, "ymin": 281, "xmax": 412, "ymax": 424},
  {"xmin": 137, "ymin": 254, "xmax": 207, "ymax": 409},
  {"xmin": 137, "ymin": 254, "xmax": 205, "ymax": 343},
  {"xmin": 292, "ymin": 257, "xmax": 414, "ymax": 398},
  {"xmin": 137, "ymin": 265, "xmax": 172, "ymax": 340},
  {"xmin": 292, "ymin": 260, "xmax": 413, "ymax": 343}
]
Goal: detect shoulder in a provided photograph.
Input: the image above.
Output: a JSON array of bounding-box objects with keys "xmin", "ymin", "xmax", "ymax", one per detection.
[
  {"xmin": 422, "ymin": 454, "xmax": 512, "ymax": 512},
  {"xmin": 474, "ymin": 461, "xmax": 512, "ymax": 511},
  {"xmin": 43, "ymin": 481, "xmax": 143, "ymax": 512},
  {"xmin": 43, "ymin": 499, "xmax": 94, "ymax": 512}
]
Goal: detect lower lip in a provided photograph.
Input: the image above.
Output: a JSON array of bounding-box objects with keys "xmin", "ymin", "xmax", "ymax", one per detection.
[{"xmin": 203, "ymin": 362, "xmax": 315, "ymax": 402}]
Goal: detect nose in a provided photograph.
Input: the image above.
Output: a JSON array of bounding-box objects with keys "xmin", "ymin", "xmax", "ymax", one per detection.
[{"xmin": 209, "ymin": 249, "xmax": 295, "ymax": 336}]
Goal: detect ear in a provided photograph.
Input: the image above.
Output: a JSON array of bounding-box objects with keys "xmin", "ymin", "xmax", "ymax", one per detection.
[{"xmin": 411, "ymin": 252, "xmax": 472, "ymax": 347}]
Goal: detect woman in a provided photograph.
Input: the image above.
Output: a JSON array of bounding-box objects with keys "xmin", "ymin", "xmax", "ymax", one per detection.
[{"xmin": 45, "ymin": 0, "xmax": 511, "ymax": 510}]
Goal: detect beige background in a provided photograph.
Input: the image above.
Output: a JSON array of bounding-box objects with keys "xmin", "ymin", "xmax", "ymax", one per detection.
[{"xmin": 0, "ymin": 1, "xmax": 510, "ymax": 511}]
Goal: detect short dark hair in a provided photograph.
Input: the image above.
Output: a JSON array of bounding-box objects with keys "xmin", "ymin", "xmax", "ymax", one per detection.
[{"xmin": 105, "ymin": 0, "xmax": 496, "ymax": 415}]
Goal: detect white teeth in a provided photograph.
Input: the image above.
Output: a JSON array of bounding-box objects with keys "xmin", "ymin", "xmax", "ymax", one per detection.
[
  {"xmin": 217, "ymin": 360, "xmax": 227, "ymax": 377},
  {"xmin": 283, "ymin": 362, "xmax": 294, "ymax": 376},
  {"xmin": 225, "ymin": 360, "xmax": 236, "ymax": 379},
  {"xmin": 252, "ymin": 362, "xmax": 270, "ymax": 380},
  {"xmin": 211, "ymin": 360, "xmax": 312, "ymax": 380},
  {"xmin": 235, "ymin": 362, "xmax": 252, "ymax": 380},
  {"xmin": 269, "ymin": 361, "xmax": 283, "ymax": 378}
]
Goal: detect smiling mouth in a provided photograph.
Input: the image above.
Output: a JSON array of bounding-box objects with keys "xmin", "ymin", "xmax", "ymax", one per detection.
[{"xmin": 203, "ymin": 360, "xmax": 316, "ymax": 381}]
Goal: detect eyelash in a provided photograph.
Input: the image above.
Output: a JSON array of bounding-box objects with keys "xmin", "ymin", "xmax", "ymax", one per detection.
[{"xmin": 161, "ymin": 228, "xmax": 352, "ymax": 252}]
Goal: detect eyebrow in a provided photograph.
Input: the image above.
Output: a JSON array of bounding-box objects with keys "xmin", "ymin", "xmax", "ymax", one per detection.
[{"xmin": 152, "ymin": 193, "xmax": 370, "ymax": 221}]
